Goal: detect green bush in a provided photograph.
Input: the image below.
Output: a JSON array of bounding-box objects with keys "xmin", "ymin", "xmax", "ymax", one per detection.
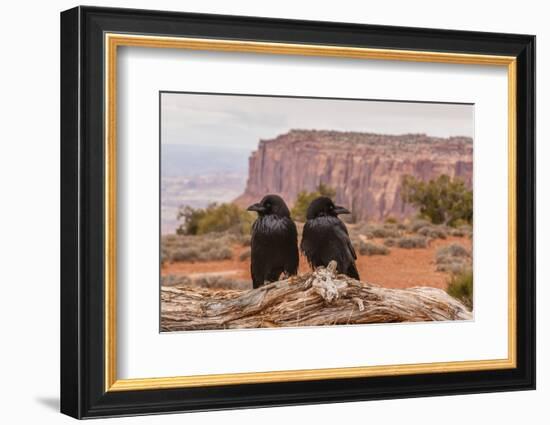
[
  {"xmin": 359, "ymin": 241, "xmax": 390, "ymax": 256},
  {"xmin": 176, "ymin": 206, "xmax": 206, "ymax": 236},
  {"xmin": 401, "ymin": 174, "xmax": 473, "ymax": 226},
  {"xmin": 446, "ymin": 268, "xmax": 473, "ymax": 310},
  {"xmin": 176, "ymin": 203, "xmax": 255, "ymax": 236},
  {"xmin": 452, "ymin": 219, "xmax": 471, "ymax": 228},
  {"xmin": 291, "ymin": 183, "xmax": 336, "ymax": 222},
  {"xmin": 397, "ymin": 236, "xmax": 428, "ymax": 249}
]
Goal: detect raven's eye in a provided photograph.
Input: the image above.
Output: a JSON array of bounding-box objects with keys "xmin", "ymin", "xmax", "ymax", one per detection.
[{"xmin": 265, "ymin": 202, "xmax": 271, "ymax": 208}]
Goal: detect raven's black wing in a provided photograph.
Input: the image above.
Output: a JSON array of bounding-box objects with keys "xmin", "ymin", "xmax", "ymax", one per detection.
[
  {"xmin": 300, "ymin": 220, "xmax": 315, "ymax": 268},
  {"xmin": 284, "ymin": 219, "xmax": 299, "ymax": 275},
  {"xmin": 334, "ymin": 220, "xmax": 360, "ymax": 280},
  {"xmin": 250, "ymin": 220, "xmax": 266, "ymax": 288},
  {"xmin": 335, "ymin": 219, "xmax": 357, "ymax": 260}
]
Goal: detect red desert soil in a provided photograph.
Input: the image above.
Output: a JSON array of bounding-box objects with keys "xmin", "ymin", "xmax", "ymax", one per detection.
[{"xmin": 162, "ymin": 236, "xmax": 472, "ymax": 290}]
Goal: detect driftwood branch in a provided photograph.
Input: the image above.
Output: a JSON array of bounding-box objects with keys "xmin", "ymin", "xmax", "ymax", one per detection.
[{"xmin": 161, "ymin": 261, "xmax": 472, "ymax": 332}]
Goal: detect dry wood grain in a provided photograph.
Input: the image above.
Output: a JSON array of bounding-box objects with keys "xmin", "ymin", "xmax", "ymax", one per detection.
[{"xmin": 161, "ymin": 261, "xmax": 472, "ymax": 331}]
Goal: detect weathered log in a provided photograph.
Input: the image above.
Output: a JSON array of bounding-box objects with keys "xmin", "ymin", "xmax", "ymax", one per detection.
[{"xmin": 161, "ymin": 261, "xmax": 472, "ymax": 332}]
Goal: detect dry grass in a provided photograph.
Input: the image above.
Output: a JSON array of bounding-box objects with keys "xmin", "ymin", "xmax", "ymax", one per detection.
[
  {"xmin": 417, "ymin": 225, "xmax": 448, "ymax": 239},
  {"xmin": 355, "ymin": 223, "xmax": 402, "ymax": 239},
  {"xmin": 397, "ymin": 236, "xmax": 428, "ymax": 249},
  {"xmin": 239, "ymin": 248, "xmax": 251, "ymax": 261},
  {"xmin": 409, "ymin": 219, "xmax": 431, "ymax": 233},
  {"xmin": 449, "ymin": 224, "xmax": 473, "ymax": 238},
  {"xmin": 162, "ymin": 232, "xmax": 241, "ymax": 263},
  {"xmin": 435, "ymin": 243, "xmax": 471, "ymax": 273},
  {"xmin": 383, "ymin": 237, "xmax": 398, "ymax": 247},
  {"xmin": 162, "ymin": 274, "xmax": 250, "ymax": 290},
  {"xmin": 359, "ymin": 241, "xmax": 390, "ymax": 256},
  {"xmin": 446, "ymin": 268, "xmax": 473, "ymax": 310}
]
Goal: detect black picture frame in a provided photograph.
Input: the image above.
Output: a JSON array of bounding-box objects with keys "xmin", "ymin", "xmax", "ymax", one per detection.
[{"xmin": 60, "ymin": 5, "xmax": 535, "ymax": 419}]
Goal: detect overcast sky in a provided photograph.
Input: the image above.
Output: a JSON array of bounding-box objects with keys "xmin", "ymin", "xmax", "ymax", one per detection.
[{"xmin": 161, "ymin": 92, "xmax": 473, "ymax": 149}]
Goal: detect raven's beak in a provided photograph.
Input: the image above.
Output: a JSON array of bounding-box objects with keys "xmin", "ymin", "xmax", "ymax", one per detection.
[
  {"xmin": 334, "ymin": 205, "xmax": 351, "ymax": 215},
  {"xmin": 247, "ymin": 203, "xmax": 266, "ymax": 213}
]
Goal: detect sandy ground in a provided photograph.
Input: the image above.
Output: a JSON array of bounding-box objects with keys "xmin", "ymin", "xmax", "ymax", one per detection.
[{"xmin": 162, "ymin": 236, "xmax": 472, "ymax": 290}]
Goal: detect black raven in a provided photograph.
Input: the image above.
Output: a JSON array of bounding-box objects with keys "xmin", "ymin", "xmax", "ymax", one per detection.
[
  {"xmin": 300, "ymin": 196, "xmax": 360, "ymax": 280},
  {"xmin": 247, "ymin": 194, "xmax": 299, "ymax": 289}
]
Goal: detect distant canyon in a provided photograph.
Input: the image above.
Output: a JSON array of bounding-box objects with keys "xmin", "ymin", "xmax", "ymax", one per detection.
[{"xmin": 234, "ymin": 130, "xmax": 473, "ymax": 221}]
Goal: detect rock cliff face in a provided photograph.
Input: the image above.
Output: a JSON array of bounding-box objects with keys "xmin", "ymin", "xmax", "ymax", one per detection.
[{"xmin": 234, "ymin": 130, "xmax": 472, "ymax": 221}]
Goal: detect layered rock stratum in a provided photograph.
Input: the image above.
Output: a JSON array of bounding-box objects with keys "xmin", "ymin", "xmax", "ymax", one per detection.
[{"xmin": 234, "ymin": 130, "xmax": 472, "ymax": 221}]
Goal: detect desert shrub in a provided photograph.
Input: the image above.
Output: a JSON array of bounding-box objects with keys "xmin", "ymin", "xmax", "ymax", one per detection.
[
  {"xmin": 452, "ymin": 219, "xmax": 470, "ymax": 228},
  {"xmin": 409, "ymin": 218, "xmax": 431, "ymax": 233},
  {"xmin": 162, "ymin": 234, "xmax": 179, "ymax": 245},
  {"xmin": 162, "ymin": 233, "xmax": 235, "ymax": 263},
  {"xmin": 175, "ymin": 206, "xmax": 206, "ymax": 236},
  {"xmin": 239, "ymin": 248, "xmax": 251, "ymax": 261},
  {"xmin": 446, "ymin": 268, "xmax": 473, "ymax": 310},
  {"xmin": 161, "ymin": 247, "xmax": 169, "ymax": 266},
  {"xmin": 449, "ymin": 228, "xmax": 465, "ymax": 237},
  {"xmin": 291, "ymin": 183, "xmax": 337, "ymax": 222},
  {"xmin": 383, "ymin": 237, "xmax": 398, "ymax": 247},
  {"xmin": 196, "ymin": 204, "xmax": 252, "ymax": 235},
  {"xmin": 162, "ymin": 275, "xmax": 192, "ymax": 287},
  {"xmin": 171, "ymin": 246, "xmax": 201, "ymax": 262},
  {"xmin": 436, "ymin": 243, "xmax": 470, "ymax": 259},
  {"xmin": 397, "ymin": 236, "xmax": 428, "ymax": 249},
  {"xmin": 192, "ymin": 276, "xmax": 250, "ymax": 290},
  {"xmin": 401, "ymin": 174, "xmax": 473, "ymax": 226},
  {"xmin": 417, "ymin": 225, "xmax": 448, "ymax": 239},
  {"xmin": 437, "ymin": 262, "xmax": 467, "ymax": 274},
  {"xmin": 359, "ymin": 241, "xmax": 390, "ymax": 256},
  {"xmin": 464, "ymin": 226, "xmax": 473, "ymax": 239},
  {"xmin": 359, "ymin": 223, "xmax": 401, "ymax": 239},
  {"xmin": 435, "ymin": 243, "xmax": 471, "ymax": 272},
  {"xmin": 239, "ymin": 234, "xmax": 252, "ymax": 247},
  {"xmin": 204, "ymin": 246, "xmax": 233, "ymax": 261},
  {"xmin": 374, "ymin": 226, "xmax": 400, "ymax": 238},
  {"xmin": 162, "ymin": 274, "xmax": 250, "ymax": 290},
  {"xmin": 449, "ymin": 223, "xmax": 473, "ymax": 237},
  {"xmin": 176, "ymin": 203, "xmax": 254, "ymax": 236},
  {"xmin": 171, "ymin": 245, "xmax": 233, "ymax": 262}
]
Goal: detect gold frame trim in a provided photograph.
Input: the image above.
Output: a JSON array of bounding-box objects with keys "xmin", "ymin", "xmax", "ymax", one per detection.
[{"xmin": 104, "ymin": 33, "xmax": 517, "ymax": 392}]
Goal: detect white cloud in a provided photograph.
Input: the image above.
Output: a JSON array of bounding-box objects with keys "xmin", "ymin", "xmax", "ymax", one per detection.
[{"xmin": 161, "ymin": 92, "xmax": 473, "ymax": 149}]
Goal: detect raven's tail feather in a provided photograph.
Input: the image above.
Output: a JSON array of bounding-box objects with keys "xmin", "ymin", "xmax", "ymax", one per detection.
[{"xmin": 346, "ymin": 262, "xmax": 360, "ymax": 281}]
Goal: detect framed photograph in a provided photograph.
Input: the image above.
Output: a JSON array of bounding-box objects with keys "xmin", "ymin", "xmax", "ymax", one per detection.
[{"xmin": 60, "ymin": 6, "xmax": 535, "ymax": 419}]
